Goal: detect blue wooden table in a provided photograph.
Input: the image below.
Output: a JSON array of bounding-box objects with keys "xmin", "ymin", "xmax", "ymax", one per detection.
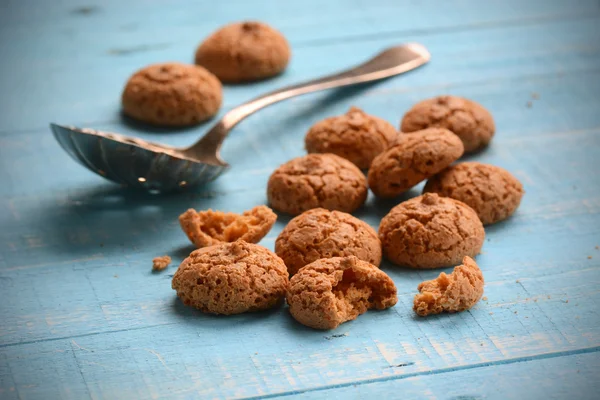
[{"xmin": 1, "ymin": 1, "xmax": 599, "ymax": 398}]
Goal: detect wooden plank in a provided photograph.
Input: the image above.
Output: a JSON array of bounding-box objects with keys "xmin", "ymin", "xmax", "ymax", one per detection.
[
  {"xmin": 283, "ymin": 351, "xmax": 600, "ymax": 400},
  {"xmin": 0, "ymin": 7, "xmax": 598, "ymax": 132}
]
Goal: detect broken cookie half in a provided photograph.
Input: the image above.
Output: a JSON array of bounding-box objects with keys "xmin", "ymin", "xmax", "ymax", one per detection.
[
  {"xmin": 287, "ymin": 256, "xmax": 398, "ymax": 330},
  {"xmin": 179, "ymin": 205, "xmax": 277, "ymax": 248},
  {"xmin": 413, "ymin": 256, "xmax": 484, "ymax": 316}
]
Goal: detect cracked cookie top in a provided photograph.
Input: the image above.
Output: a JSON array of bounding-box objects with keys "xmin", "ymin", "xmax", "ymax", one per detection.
[
  {"xmin": 424, "ymin": 162, "xmax": 524, "ymax": 225},
  {"xmin": 413, "ymin": 256, "xmax": 484, "ymax": 316},
  {"xmin": 122, "ymin": 62, "xmax": 222, "ymax": 126},
  {"xmin": 400, "ymin": 95, "xmax": 495, "ymax": 152},
  {"xmin": 287, "ymin": 256, "xmax": 397, "ymax": 329},
  {"xmin": 368, "ymin": 128, "xmax": 464, "ymax": 198},
  {"xmin": 275, "ymin": 208, "xmax": 381, "ymax": 276},
  {"xmin": 305, "ymin": 107, "xmax": 398, "ymax": 169},
  {"xmin": 378, "ymin": 193, "xmax": 484, "ymax": 269},
  {"xmin": 195, "ymin": 21, "xmax": 291, "ymax": 83},
  {"xmin": 267, "ymin": 153, "xmax": 368, "ymax": 215},
  {"xmin": 179, "ymin": 205, "xmax": 277, "ymax": 248},
  {"xmin": 172, "ymin": 241, "xmax": 288, "ymax": 315}
]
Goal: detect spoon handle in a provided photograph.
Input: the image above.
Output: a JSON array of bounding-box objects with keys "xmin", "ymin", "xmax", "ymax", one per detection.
[{"xmin": 186, "ymin": 43, "xmax": 430, "ymax": 159}]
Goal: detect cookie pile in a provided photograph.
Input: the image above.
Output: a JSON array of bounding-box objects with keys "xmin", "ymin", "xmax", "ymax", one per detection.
[
  {"xmin": 121, "ymin": 21, "xmax": 290, "ymax": 126},
  {"xmin": 169, "ymin": 96, "xmax": 524, "ymax": 330}
]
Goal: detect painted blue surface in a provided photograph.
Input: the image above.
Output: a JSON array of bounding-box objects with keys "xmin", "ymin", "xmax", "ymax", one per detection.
[{"xmin": 1, "ymin": 0, "xmax": 599, "ymax": 399}]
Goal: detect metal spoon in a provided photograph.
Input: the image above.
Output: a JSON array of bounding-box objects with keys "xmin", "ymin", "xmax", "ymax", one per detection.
[{"xmin": 50, "ymin": 43, "xmax": 430, "ymax": 193}]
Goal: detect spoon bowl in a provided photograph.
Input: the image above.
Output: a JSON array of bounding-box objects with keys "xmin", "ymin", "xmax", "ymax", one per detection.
[{"xmin": 51, "ymin": 43, "xmax": 430, "ymax": 193}]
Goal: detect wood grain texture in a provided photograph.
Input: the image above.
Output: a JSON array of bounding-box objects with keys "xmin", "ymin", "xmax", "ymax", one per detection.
[{"xmin": 1, "ymin": 0, "xmax": 599, "ymax": 399}]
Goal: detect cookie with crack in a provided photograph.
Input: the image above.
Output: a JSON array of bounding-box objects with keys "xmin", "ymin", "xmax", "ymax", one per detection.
[
  {"xmin": 172, "ymin": 241, "xmax": 288, "ymax": 315},
  {"xmin": 122, "ymin": 62, "xmax": 222, "ymax": 126},
  {"xmin": 179, "ymin": 205, "xmax": 276, "ymax": 248},
  {"xmin": 401, "ymin": 95, "xmax": 495, "ymax": 152},
  {"xmin": 275, "ymin": 208, "xmax": 381, "ymax": 276},
  {"xmin": 368, "ymin": 128, "xmax": 464, "ymax": 198},
  {"xmin": 195, "ymin": 21, "xmax": 290, "ymax": 83},
  {"xmin": 423, "ymin": 162, "xmax": 524, "ymax": 225},
  {"xmin": 413, "ymin": 256, "xmax": 484, "ymax": 316},
  {"xmin": 267, "ymin": 153, "xmax": 368, "ymax": 215},
  {"xmin": 305, "ymin": 107, "xmax": 398, "ymax": 169},
  {"xmin": 287, "ymin": 256, "xmax": 397, "ymax": 329},
  {"xmin": 379, "ymin": 193, "xmax": 484, "ymax": 268}
]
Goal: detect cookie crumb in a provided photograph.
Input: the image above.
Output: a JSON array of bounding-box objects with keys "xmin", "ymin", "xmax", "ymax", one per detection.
[
  {"xmin": 516, "ymin": 279, "xmax": 520, "ymax": 283},
  {"xmin": 413, "ymin": 256, "xmax": 484, "ymax": 316},
  {"xmin": 152, "ymin": 255, "xmax": 171, "ymax": 271},
  {"xmin": 531, "ymin": 92, "xmax": 540, "ymax": 99},
  {"xmin": 482, "ymin": 296, "xmax": 488, "ymax": 301},
  {"xmin": 526, "ymin": 101, "xmax": 533, "ymax": 108},
  {"xmin": 489, "ymin": 312, "xmax": 493, "ymax": 315},
  {"xmin": 587, "ymin": 255, "xmax": 592, "ymax": 259},
  {"xmin": 595, "ymin": 245, "xmax": 599, "ymax": 250}
]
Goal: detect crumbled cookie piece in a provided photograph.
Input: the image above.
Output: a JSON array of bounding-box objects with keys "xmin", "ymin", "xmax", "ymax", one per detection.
[
  {"xmin": 267, "ymin": 154, "xmax": 368, "ymax": 215},
  {"xmin": 195, "ymin": 21, "xmax": 290, "ymax": 83},
  {"xmin": 424, "ymin": 162, "xmax": 524, "ymax": 224},
  {"xmin": 152, "ymin": 255, "xmax": 171, "ymax": 271},
  {"xmin": 179, "ymin": 205, "xmax": 276, "ymax": 248},
  {"xmin": 172, "ymin": 241, "xmax": 288, "ymax": 315},
  {"xmin": 413, "ymin": 256, "xmax": 484, "ymax": 316},
  {"xmin": 401, "ymin": 95, "xmax": 495, "ymax": 152},
  {"xmin": 275, "ymin": 208, "xmax": 381, "ymax": 275},
  {"xmin": 287, "ymin": 256, "xmax": 397, "ymax": 329},
  {"xmin": 379, "ymin": 193, "xmax": 484, "ymax": 268},
  {"xmin": 368, "ymin": 128, "xmax": 464, "ymax": 198},
  {"xmin": 305, "ymin": 107, "xmax": 398, "ymax": 169},
  {"xmin": 122, "ymin": 62, "xmax": 222, "ymax": 126}
]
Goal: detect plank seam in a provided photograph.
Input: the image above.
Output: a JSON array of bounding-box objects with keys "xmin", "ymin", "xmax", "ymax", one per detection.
[{"xmin": 242, "ymin": 346, "xmax": 600, "ymax": 399}]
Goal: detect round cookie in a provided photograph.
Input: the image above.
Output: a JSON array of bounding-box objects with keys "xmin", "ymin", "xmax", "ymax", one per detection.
[
  {"xmin": 267, "ymin": 153, "xmax": 368, "ymax": 215},
  {"xmin": 423, "ymin": 162, "xmax": 524, "ymax": 225},
  {"xmin": 122, "ymin": 62, "xmax": 222, "ymax": 126},
  {"xmin": 287, "ymin": 256, "xmax": 398, "ymax": 330},
  {"xmin": 378, "ymin": 193, "xmax": 484, "ymax": 269},
  {"xmin": 305, "ymin": 107, "xmax": 398, "ymax": 169},
  {"xmin": 368, "ymin": 128, "xmax": 464, "ymax": 198},
  {"xmin": 195, "ymin": 21, "xmax": 290, "ymax": 83},
  {"xmin": 400, "ymin": 95, "xmax": 495, "ymax": 152},
  {"xmin": 275, "ymin": 208, "xmax": 381, "ymax": 276},
  {"xmin": 171, "ymin": 241, "xmax": 288, "ymax": 315}
]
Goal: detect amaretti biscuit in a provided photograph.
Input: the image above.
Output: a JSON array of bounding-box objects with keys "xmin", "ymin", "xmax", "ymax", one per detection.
[
  {"xmin": 195, "ymin": 21, "xmax": 290, "ymax": 82},
  {"xmin": 122, "ymin": 62, "xmax": 222, "ymax": 126},
  {"xmin": 267, "ymin": 154, "xmax": 368, "ymax": 215},
  {"xmin": 287, "ymin": 256, "xmax": 397, "ymax": 329},
  {"xmin": 368, "ymin": 128, "xmax": 463, "ymax": 198},
  {"xmin": 378, "ymin": 193, "xmax": 484, "ymax": 268},
  {"xmin": 413, "ymin": 256, "xmax": 484, "ymax": 316},
  {"xmin": 423, "ymin": 162, "xmax": 524, "ymax": 224},
  {"xmin": 275, "ymin": 208, "xmax": 381, "ymax": 276},
  {"xmin": 305, "ymin": 107, "xmax": 398, "ymax": 169},
  {"xmin": 172, "ymin": 241, "xmax": 288, "ymax": 315},
  {"xmin": 401, "ymin": 95, "xmax": 495, "ymax": 153}
]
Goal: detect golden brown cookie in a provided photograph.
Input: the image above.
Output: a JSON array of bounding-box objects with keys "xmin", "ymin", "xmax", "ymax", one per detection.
[
  {"xmin": 368, "ymin": 128, "xmax": 464, "ymax": 198},
  {"xmin": 179, "ymin": 205, "xmax": 276, "ymax": 248},
  {"xmin": 287, "ymin": 256, "xmax": 397, "ymax": 329},
  {"xmin": 275, "ymin": 208, "xmax": 381, "ymax": 276},
  {"xmin": 413, "ymin": 256, "xmax": 484, "ymax": 316},
  {"xmin": 423, "ymin": 162, "xmax": 524, "ymax": 225},
  {"xmin": 267, "ymin": 154, "xmax": 368, "ymax": 215},
  {"xmin": 305, "ymin": 107, "xmax": 398, "ymax": 169},
  {"xmin": 195, "ymin": 21, "xmax": 291, "ymax": 83},
  {"xmin": 152, "ymin": 255, "xmax": 171, "ymax": 271},
  {"xmin": 379, "ymin": 193, "xmax": 484, "ymax": 268},
  {"xmin": 401, "ymin": 95, "xmax": 495, "ymax": 152},
  {"xmin": 122, "ymin": 62, "xmax": 222, "ymax": 126},
  {"xmin": 172, "ymin": 241, "xmax": 288, "ymax": 315}
]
